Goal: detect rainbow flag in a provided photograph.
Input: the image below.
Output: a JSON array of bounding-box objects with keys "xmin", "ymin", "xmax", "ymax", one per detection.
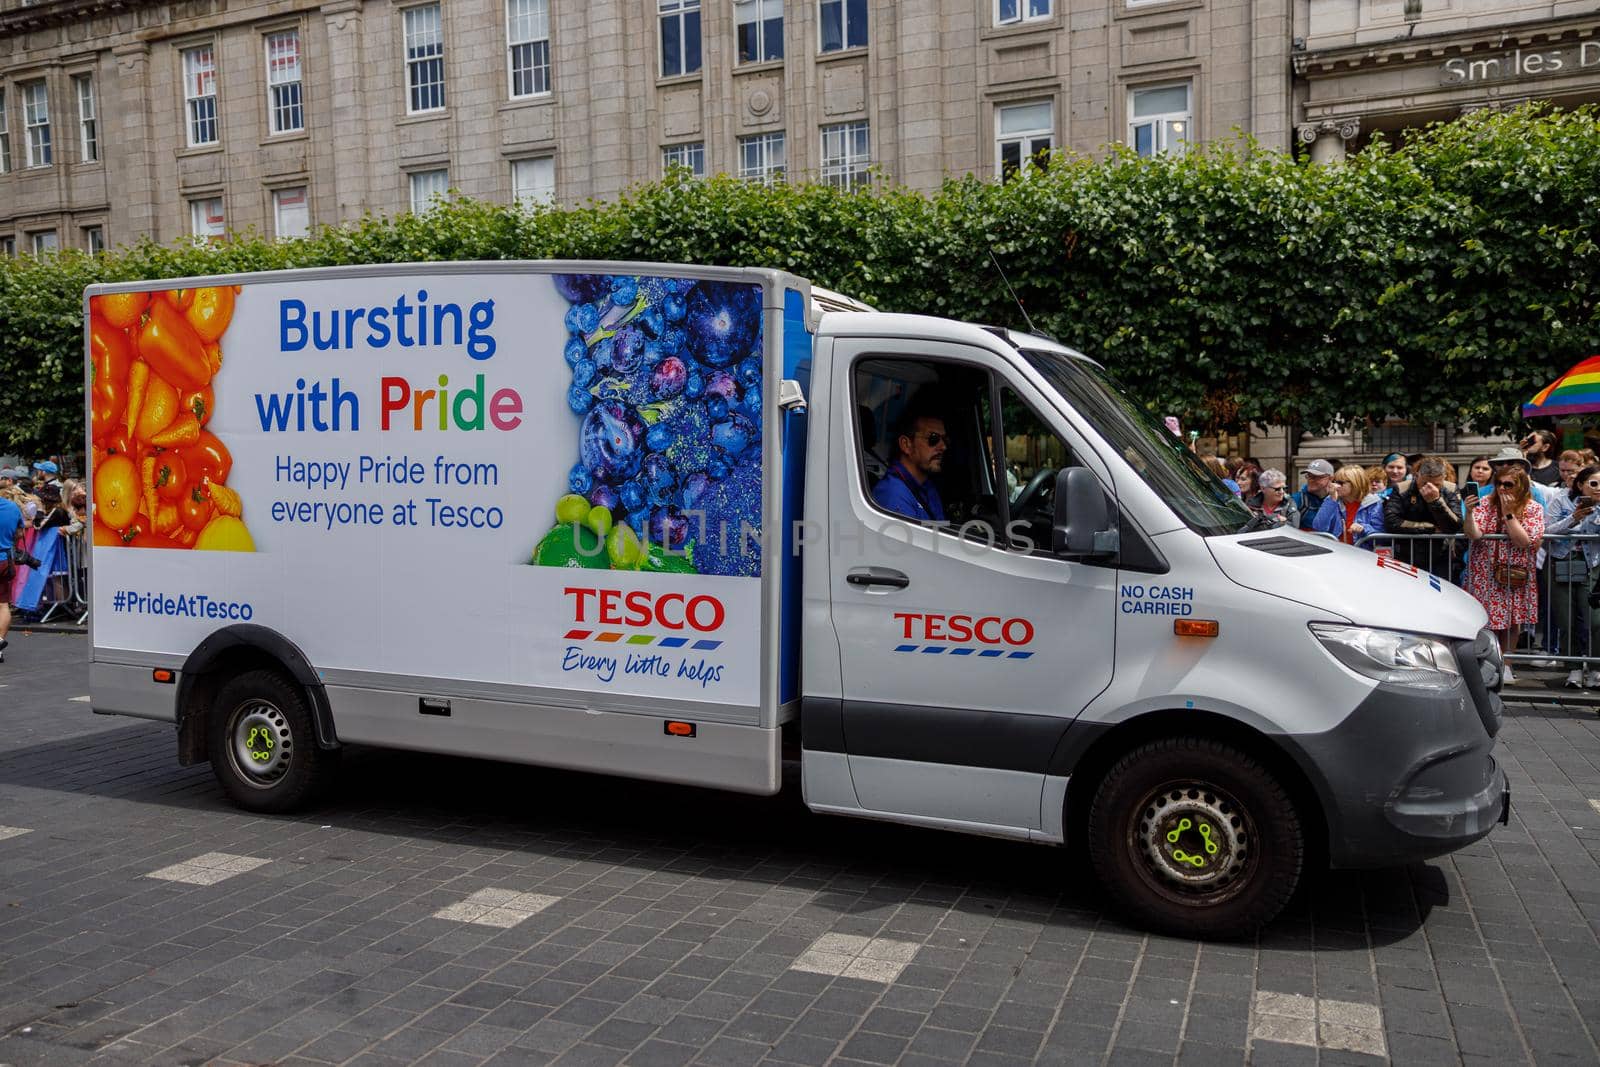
[{"xmin": 1523, "ymin": 355, "xmax": 1600, "ymax": 417}]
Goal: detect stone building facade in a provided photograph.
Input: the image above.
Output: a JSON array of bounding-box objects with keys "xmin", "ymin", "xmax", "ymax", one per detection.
[{"xmin": 0, "ymin": 0, "xmax": 1297, "ymax": 253}]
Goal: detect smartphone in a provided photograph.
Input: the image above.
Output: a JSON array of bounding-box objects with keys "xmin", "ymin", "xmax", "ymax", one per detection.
[{"xmin": 1462, "ymin": 480, "xmax": 1479, "ymax": 501}]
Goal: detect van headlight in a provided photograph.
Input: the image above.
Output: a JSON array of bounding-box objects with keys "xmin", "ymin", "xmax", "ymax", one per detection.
[{"xmin": 1310, "ymin": 624, "xmax": 1461, "ymax": 690}]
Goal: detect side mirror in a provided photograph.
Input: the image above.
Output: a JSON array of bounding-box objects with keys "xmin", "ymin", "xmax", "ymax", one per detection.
[{"xmin": 1052, "ymin": 467, "xmax": 1119, "ymax": 558}]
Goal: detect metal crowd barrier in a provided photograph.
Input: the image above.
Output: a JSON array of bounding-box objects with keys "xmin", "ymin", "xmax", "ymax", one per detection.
[
  {"xmin": 36, "ymin": 531, "xmax": 88, "ymax": 625},
  {"xmin": 1355, "ymin": 530, "xmax": 1600, "ymax": 671}
]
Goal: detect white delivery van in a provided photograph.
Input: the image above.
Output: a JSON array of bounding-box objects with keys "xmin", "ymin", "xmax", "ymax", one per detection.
[{"xmin": 86, "ymin": 262, "xmax": 1508, "ymax": 936}]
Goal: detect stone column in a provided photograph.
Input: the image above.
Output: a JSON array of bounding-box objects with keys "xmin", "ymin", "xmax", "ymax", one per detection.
[
  {"xmin": 111, "ymin": 42, "xmax": 155, "ymax": 242},
  {"xmin": 322, "ymin": 0, "xmax": 369, "ymax": 224},
  {"xmin": 1296, "ymin": 117, "xmax": 1360, "ymax": 164}
]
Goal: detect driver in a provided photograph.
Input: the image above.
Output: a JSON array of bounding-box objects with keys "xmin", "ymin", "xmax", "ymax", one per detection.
[{"xmin": 873, "ymin": 411, "xmax": 947, "ymax": 522}]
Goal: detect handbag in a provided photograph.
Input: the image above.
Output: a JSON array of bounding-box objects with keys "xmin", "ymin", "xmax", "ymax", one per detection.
[
  {"xmin": 1554, "ymin": 556, "xmax": 1590, "ymax": 583},
  {"xmin": 1494, "ymin": 563, "xmax": 1532, "ymax": 588}
]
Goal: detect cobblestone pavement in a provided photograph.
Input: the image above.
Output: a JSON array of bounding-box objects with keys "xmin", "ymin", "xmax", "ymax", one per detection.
[{"xmin": 1, "ymin": 632, "xmax": 1598, "ymax": 1066}]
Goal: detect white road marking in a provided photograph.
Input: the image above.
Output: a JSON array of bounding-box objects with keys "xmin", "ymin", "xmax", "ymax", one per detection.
[{"xmin": 0, "ymin": 826, "xmax": 33, "ymax": 842}]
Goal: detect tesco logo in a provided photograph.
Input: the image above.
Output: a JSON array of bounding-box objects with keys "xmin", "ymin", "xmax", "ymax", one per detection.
[
  {"xmin": 894, "ymin": 612, "xmax": 1034, "ymax": 646},
  {"xmin": 565, "ymin": 587, "xmax": 726, "ymax": 633}
]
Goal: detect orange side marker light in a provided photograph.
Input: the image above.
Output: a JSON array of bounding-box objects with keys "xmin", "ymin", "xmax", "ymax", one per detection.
[
  {"xmin": 152, "ymin": 668, "xmax": 176, "ymax": 683},
  {"xmin": 664, "ymin": 720, "xmax": 697, "ymax": 738},
  {"xmin": 1174, "ymin": 619, "xmax": 1220, "ymax": 638}
]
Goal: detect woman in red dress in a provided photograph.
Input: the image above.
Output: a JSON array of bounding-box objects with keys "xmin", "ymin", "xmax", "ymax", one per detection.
[{"xmin": 1464, "ymin": 465, "xmax": 1545, "ymax": 684}]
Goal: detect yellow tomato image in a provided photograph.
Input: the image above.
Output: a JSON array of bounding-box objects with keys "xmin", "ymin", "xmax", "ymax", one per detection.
[
  {"xmin": 194, "ymin": 515, "xmax": 255, "ymax": 552},
  {"xmin": 94, "ymin": 454, "xmax": 141, "ymax": 531}
]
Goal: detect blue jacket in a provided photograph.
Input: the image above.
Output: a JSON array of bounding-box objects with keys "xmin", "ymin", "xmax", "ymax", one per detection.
[
  {"xmin": 1310, "ymin": 492, "xmax": 1386, "ymax": 548},
  {"xmin": 872, "ymin": 461, "xmax": 945, "ymax": 522},
  {"xmin": 1293, "ymin": 487, "xmax": 1330, "ymax": 530}
]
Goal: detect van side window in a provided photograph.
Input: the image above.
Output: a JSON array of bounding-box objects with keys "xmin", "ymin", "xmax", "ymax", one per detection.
[
  {"xmin": 853, "ymin": 357, "xmax": 1001, "ymax": 535},
  {"xmin": 999, "ymin": 386, "xmax": 1075, "ymax": 554}
]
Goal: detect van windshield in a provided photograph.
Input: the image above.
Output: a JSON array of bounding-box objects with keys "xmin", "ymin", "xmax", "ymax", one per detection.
[{"xmin": 1020, "ymin": 349, "xmax": 1250, "ymax": 537}]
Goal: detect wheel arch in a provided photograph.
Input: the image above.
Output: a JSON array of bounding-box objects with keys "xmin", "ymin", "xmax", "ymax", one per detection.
[
  {"xmin": 1059, "ymin": 708, "xmax": 1331, "ymax": 871},
  {"xmin": 176, "ymin": 624, "xmax": 338, "ymax": 766}
]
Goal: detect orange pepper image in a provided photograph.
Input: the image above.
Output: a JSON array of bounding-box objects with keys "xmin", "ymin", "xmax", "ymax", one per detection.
[
  {"xmin": 182, "ymin": 430, "xmax": 233, "ymax": 484},
  {"xmin": 185, "ymin": 287, "xmax": 235, "ymax": 343},
  {"xmin": 89, "ymin": 313, "xmax": 134, "ymax": 445},
  {"xmin": 134, "ymin": 373, "xmax": 180, "ymax": 444},
  {"xmin": 138, "ymin": 297, "xmax": 212, "ymax": 391}
]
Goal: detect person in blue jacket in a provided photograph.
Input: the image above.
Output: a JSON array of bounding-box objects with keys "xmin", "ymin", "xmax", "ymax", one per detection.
[
  {"xmin": 872, "ymin": 410, "xmax": 948, "ymax": 523},
  {"xmin": 0, "ymin": 488, "xmax": 21, "ymax": 662},
  {"xmin": 1310, "ymin": 465, "xmax": 1386, "ymax": 548}
]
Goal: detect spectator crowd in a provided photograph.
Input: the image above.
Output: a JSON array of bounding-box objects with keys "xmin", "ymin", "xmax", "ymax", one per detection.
[
  {"xmin": 1205, "ymin": 432, "xmax": 1600, "ymax": 687},
  {"xmin": 0, "ymin": 459, "xmax": 89, "ymax": 663}
]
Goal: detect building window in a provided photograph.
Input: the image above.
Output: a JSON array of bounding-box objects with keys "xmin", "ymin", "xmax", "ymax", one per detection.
[
  {"xmin": 820, "ymin": 120, "xmax": 869, "ymax": 189},
  {"xmin": 190, "ymin": 197, "xmax": 225, "ymax": 240},
  {"xmin": 658, "ymin": 0, "xmax": 701, "ymax": 78},
  {"xmin": 83, "ymin": 226, "xmax": 105, "ymax": 253},
  {"xmin": 409, "ymin": 168, "xmax": 449, "ymax": 212},
  {"xmin": 0, "ymin": 88, "xmax": 11, "ymax": 173},
  {"xmin": 819, "ymin": 0, "xmax": 867, "ymax": 52},
  {"xmin": 735, "ymin": 0, "xmax": 783, "ymax": 64},
  {"xmin": 0, "ymin": 236, "xmax": 14, "ymax": 257},
  {"xmin": 31, "ymin": 231, "xmax": 58, "ymax": 255},
  {"xmin": 182, "ymin": 46, "xmax": 218, "ymax": 146},
  {"xmin": 74, "ymin": 75, "xmax": 97, "ymax": 162},
  {"xmin": 996, "ymin": 0, "xmax": 1051, "ymax": 25},
  {"xmin": 996, "ymin": 100, "xmax": 1052, "ymax": 178},
  {"xmin": 266, "ymin": 30, "xmax": 304, "ymax": 134},
  {"xmin": 1129, "ymin": 83, "xmax": 1191, "ymax": 157},
  {"xmin": 23, "ymin": 81, "xmax": 51, "ymax": 167},
  {"xmin": 507, "ymin": 0, "xmax": 551, "ymax": 97},
  {"xmin": 511, "ymin": 157, "xmax": 554, "ymax": 206},
  {"xmin": 273, "ymin": 186, "xmax": 310, "ymax": 238},
  {"xmin": 738, "ymin": 131, "xmax": 785, "ymax": 185},
  {"xmin": 662, "ymin": 141, "xmax": 705, "ymax": 176},
  {"xmin": 404, "ymin": 4, "xmax": 446, "ymax": 113}
]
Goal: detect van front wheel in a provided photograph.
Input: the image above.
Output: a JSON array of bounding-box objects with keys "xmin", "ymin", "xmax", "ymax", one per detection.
[
  {"xmin": 207, "ymin": 670, "xmax": 336, "ymax": 813},
  {"xmin": 1087, "ymin": 737, "xmax": 1302, "ymax": 938}
]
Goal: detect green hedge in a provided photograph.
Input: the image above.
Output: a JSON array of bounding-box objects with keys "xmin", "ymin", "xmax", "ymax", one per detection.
[{"xmin": 4, "ymin": 103, "xmax": 1597, "ymax": 457}]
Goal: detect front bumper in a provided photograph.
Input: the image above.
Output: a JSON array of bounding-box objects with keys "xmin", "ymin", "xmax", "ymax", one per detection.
[{"xmin": 1291, "ymin": 631, "xmax": 1508, "ymax": 868}]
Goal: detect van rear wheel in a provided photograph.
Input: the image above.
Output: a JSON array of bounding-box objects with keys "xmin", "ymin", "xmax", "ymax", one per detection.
[
  {"xmin": 207, "ymin": 670, "xmax": 336, "ymax": 813},
  {"xmin": 1087, "ymin": 736, "xmax": 1302, "ymax": 939}
]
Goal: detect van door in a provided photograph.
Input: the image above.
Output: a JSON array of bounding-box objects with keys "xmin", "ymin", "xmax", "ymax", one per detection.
[{"xmin": 824, "ymin": 338, "xmax": 1117, "ymax": 835}]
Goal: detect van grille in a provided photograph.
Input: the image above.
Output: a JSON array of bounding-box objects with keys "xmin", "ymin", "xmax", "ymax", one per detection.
[{"xmin": 1453, "ymin": 629, "xmax": 1504, "ymax": 738}]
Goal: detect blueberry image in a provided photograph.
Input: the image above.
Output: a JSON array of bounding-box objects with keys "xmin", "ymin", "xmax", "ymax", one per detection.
[
  {"xmin": 684, "ymin": 373, "xmax": 705, "ymax": 400},
  {"xmin": 588, "ymin": 484, "xmax": 620, "ymax": 511},
  {"xmin": 711, "ymin": 414, "xmax": 754, "ymax": 456},
  {"xmin": 572, "ymin": 358, "xmax": 598, "ymax": 389},
  {"xmin": 555, "ymin": 274, "xmax": 609, "ymax": 305},
  {"xmin": 646, "ymin": 424, "xmax": 673, "ymax": 453},
  {"xmin": 610, "ymin": 277, "xmax": 638, "ymax": 307},
  {"xmin": 663, "ymin": 292, "xmax": 686, "ymax": 323},
  {"xmin": 706, "ymin": 396, "xmax": 729, "ymax": 420},
  {"xmin": 569, "ymin": 463, "xmax": 594, "ymax": 494},
  {"xmin": 611, "ymin": 327, "xmax": 644, "ymax": 374},
  {"xmin": 650, "ymin": 357, "xmax": 688, "ymax": 400},
  {"xmin": 684, "ymin": 282, "xmax": 760, "ymax": 368},
  {"xmin": 568, "ymin": 384, "xmax": 595, "ymax": 414}
]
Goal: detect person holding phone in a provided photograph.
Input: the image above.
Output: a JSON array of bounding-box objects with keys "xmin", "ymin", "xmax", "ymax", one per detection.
[
  {"xmin": 1464, "ymin": 464, "xmax": 1546, "ymax": 683},
  {"xmin": 1543, "ymin": 464, "xmax": 1600, "ymax": 686}
]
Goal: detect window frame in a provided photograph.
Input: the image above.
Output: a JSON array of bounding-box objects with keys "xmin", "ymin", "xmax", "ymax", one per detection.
[
  {"xmin": 818, "ymin": 0, "xmax": 868, "ymax": 53},
  {"xmin": 995, "ymin": 0, "xmax": 1052, "ymax": 26},
  {"xmin": 737, "ymin": 130, "xmax": 786, "ymax": 186},
  {"xmin": 0, "ymin": 87, "xmax": 11, "ymax": 174},
  {"xmin": 506, "ymin": 0, "xmax": 551, "ymax": 99},
  {"xmin": 662, "ymin": 141, "xmax": 706, "ymax": 177},
  {"xmin": 1127, "ymin": 81, "xmax": 1193, "ymax": 158},
  {"xmin": 265, "ymin": 29, "xmax": 305, "ymax": 135},
  {"xmin": 22, "ymin": 80, "xmax": 52, "ymax": 167},
  {"xmin": 189, "ymin": 196, "xmax": 225, "ymax": 241},
  {"xmin": 272, "ymin": 185, "xmax": 311, "ymax": 239},
  {"xmin": 83, "ymin": 225, "xmax": 105, "ymax": 253},
  {"xmin": 181, "ymin": 44, "xmax": 219, "ymax": 147},
  {"xmin": 820, "ymin": 120, "xmax": 870, "ymax": 190},
  {"xmin": 30, "ymin": 230, "xmax": 58, "ymax": 255},
  {"xmin": 73, "ymin": 74, "xmax": 97, "ymax": 163},
  {"xmin": 0, "ymin": 236, "xmax": 15, "ymax": 257},
  {"xmin": 657, "ymin": 0, "xmax": 702, "ymax": 79},
  {"xmin": 403, "ymin": 3, "xmax": 447, "ymax": 115},
  {"xmin": 510, "ymin": 156, "xmax": 555, "ymax": 207},
  {"xmin": 735, "ymin": 0, "xmax": 784, "ymax": 65},
  {"xmin": 409, "ymin": 167, "xmax": 449, "ymax": 213},
  {"xmin": 995, "ymin": 99, "xmax": 1053, "ymax": 179}
]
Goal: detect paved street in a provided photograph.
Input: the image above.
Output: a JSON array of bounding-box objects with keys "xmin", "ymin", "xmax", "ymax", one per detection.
[{"xmin": 1, "ymin": 633, "xmax": 1598, "ymax": 1066}]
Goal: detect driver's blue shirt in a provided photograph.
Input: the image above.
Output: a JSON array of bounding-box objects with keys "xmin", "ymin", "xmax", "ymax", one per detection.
[{"xmin": 872, "ymin": 460, "xmax": 946, "ymax": 522}]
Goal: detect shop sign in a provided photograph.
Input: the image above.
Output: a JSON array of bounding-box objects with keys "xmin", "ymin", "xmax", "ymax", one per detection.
[{"xmin": 1441, "ymin": 41, "xmax": 1600, "ymax": 84}]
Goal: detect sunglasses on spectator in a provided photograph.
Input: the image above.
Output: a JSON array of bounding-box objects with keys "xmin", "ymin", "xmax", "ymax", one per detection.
[
  {"xmin": 1586, "ymin": 478, "xmax": 1600, "ymax": 488},
  {"xmin": 1497, "ymin": 481, "xmax": 1518, "ymax": 489}
]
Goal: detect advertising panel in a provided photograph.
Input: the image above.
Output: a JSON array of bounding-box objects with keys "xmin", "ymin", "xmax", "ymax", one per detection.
[{"xmin": 88, "ymin": 269, "xmax": 766, "ymax": 707}]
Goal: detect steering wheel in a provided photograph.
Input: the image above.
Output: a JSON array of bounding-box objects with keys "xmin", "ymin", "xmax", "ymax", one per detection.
[{"xmin": 1011, "ymin": 467, "xmax": 1057, "ymax": 519}]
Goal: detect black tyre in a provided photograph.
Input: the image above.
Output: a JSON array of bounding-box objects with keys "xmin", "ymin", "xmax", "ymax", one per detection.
[
  {"xmin": 207, "ymin": 669, "xmax": 338, "ymax": 813},
  {"xmin": 1086, "ymin": 736, "xmax": 1303, "ymax": 939}
]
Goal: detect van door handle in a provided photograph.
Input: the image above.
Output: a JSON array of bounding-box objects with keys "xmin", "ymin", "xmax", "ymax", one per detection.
[{"xmin": 847, "ymin": 567, "xmax": 910, "ymax": 590}]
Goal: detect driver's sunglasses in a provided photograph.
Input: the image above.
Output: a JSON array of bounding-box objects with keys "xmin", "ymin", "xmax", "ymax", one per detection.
[{"xmin": 918, "ymin": 432, "xmax": 947, "ymax": 446}]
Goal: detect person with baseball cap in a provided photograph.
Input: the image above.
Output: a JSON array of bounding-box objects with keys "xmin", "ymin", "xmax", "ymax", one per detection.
[
  {"xmin": 1294, "ymin": 460, "xmax": 1335, "ymax": 531},
  {"xmin": 31, "ymin": 460, "xmax": 60, "ymax": 490}
]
